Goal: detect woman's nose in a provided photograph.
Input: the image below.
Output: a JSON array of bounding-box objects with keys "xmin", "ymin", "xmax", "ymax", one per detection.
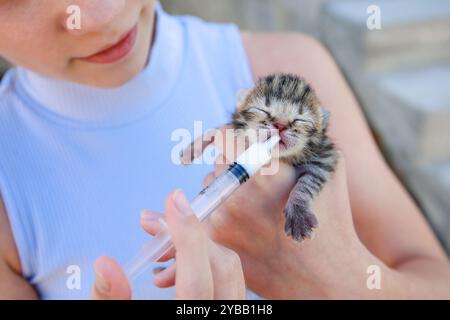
[{"xmin": 62, "ymin": 0, "xmax": 126, "ymax": 35}]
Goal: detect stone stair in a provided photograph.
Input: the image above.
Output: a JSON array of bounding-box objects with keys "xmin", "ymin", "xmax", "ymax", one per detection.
[
  {"xmin": 370, "ymin": 66, "xmax": 450, "ymax": 165},
  {"xmin": 161, "ymin": 0, "xmax": 285, "ymax": 31},
  {"xmin": 323, "ymin": 0, "xmax": 450, "ymax": 75},
  {"xmin": 322, "ymin": 0, "xmax": 450, "ymax": 251},
  {"xmin": 370, "ymin": 65, "xmax": 450, "ymax": 251}
]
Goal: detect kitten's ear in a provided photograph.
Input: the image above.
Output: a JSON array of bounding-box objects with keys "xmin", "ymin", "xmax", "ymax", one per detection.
[
  {"xmin": 321, "ymin": 107, "xmax": 330, "ymax": 129},
  {"xmin": 236, "ymin": 88, "xmax": 251, "ymax": 109}
]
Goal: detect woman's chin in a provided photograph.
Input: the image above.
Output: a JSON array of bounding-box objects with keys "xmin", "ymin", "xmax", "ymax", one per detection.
[
  {"xmin": 68, "ymin": 13, "xmax": 153, "ymax": 88},
  {"xmin": 74, "ymin": 42, "xmax": 148, "ymax": 88}
]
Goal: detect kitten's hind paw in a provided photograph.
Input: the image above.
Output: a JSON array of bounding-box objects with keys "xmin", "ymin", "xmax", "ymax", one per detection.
[{"xmin": 283, "ymin": 205, "xmax": 318, "ymax": 242}]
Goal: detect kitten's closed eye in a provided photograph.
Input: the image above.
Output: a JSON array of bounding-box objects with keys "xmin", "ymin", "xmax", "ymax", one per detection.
[
  {"xmin": 292, "ymin": 118, "xmax": 314, "ymax": 127},
  {"xmin": 248, "ymin": 107, "xmax": 271, "ymax": 118}
]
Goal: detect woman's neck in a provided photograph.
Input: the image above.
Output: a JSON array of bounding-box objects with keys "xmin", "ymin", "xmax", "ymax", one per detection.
[{"xmin": 12, "ymin": 4, "xmax": 185, "ymax": 129}]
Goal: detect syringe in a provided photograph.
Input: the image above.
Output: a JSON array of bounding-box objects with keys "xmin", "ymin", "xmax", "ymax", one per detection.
[{"xmin": 124, "ymin": 135, "xmax": 280, "ymax": 281}]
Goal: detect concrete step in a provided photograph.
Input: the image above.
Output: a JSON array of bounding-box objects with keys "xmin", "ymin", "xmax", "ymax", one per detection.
[
  {"xmin": 362, "ymin": 65, "xmax": 450, "ymax": 164},
  {"xmin": 280, "ymin": 0, "xmax": 340, "ymax": 38},
  {"xmin": 161, "ymin": 0, "xmax": 284, "ymax": 31},
  {"xmin": 322, "ymin": 0, "xmax": 450, "ymax": 75}
]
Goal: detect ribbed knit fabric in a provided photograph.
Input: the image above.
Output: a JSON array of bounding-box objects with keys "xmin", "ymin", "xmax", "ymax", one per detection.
[{"xmin": 0, "ymin": 4, "xmax": 253, "ymax": 299}]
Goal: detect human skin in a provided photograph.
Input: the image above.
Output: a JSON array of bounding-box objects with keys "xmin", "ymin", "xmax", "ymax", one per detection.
[
  {"xmin": 1, "ymin": 0, "xmax": 450, "ymax": 299},
  {"xmin": 92, "ymin": 190, "xmax": 246, "ymax": 300},
  {"xmin": 0, "ymin": 0, "xmax": 155, "ymax": 87}
]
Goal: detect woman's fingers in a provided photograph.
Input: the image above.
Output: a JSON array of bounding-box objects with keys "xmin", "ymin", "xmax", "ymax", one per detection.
[
  {"xmin": 140, "ymin": 209, "xmax": 176, "ymax": 262},
  {"xmin": 140, "ymin": 210, "xmax": 163, "ymax": 235},
  {"xmin": 142, "ymin": 190, "xmax": 246, "ymax": 299},
  {"xmin": 153, "ymin": 242, "xmax": 246, "ymax": 299},
  {"xmin": 202, "ymin": 171, "xmax": 216, "ymax": 188},
  {"xmin": 212, "ymin": 127, "xmax": 247, "ymax": 166},
  {"xmin": 91, "ymin": 256, "xmax": 131, "ymax": 300},
  {"xmin": 207, "ymin": 241, "xmax": 246, "ymax": 299},
  {"xmin": 213, "ymin": 154, "xmax": 228, "ymax": 177},
  {"xmin": 165, "ymin": 190, "xmax": 214, "ymax": 299},
  {"xmin": 154, "ymin": 263, "xmax": 176, "ymax": 288}
]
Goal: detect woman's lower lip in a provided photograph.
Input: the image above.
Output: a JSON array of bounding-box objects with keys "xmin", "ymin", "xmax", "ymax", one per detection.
[{"xmin": 79, "ymin": 25, "xmax": 138, "ymax": 64}]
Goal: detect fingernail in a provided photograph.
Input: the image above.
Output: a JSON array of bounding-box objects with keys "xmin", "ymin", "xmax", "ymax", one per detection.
[
  {"xmin": 152, "ymin": 266, "xmax": 166, "ymax": 275},
  {"xmin": 173, "ymin": 189, "xmax": 192, "ymax": 216},
  {"xmin": 140, "ymin": 209, "xmax": 157, "ymax": 221},
  {"xmin": 95, "ymin": 270, "xmax": 110, "ymax": 295}
]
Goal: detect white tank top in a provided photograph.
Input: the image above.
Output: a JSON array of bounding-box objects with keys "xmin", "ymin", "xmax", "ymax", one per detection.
[{"xmin": 0, "ymin": 4, "xmax": 253, "ymax": 299}]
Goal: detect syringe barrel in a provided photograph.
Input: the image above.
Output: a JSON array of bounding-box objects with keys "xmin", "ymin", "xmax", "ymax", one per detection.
[
  {"xmin": 125, "ymin": 169, "xmax": 241, "ymax": 281},
  {"xmin": 191, "ymin": 169, "xmax": 241, "ymax": 221}
]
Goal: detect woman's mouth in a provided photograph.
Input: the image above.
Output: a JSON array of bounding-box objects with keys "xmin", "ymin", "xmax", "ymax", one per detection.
[{"xmin": 79, "ymin": 25, "xmax": 138, "ymax": 64}]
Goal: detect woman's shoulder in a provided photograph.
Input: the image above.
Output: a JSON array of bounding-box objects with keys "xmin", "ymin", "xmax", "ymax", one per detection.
[
  {"xmin": 0, "ymin": 69, "xmax": 16, "ymax": 112},
  {"xmin": 0, "ymin": 69, "xmax": 25, "ymax": 160},
  {"xmin": 241, "ymin": 31, "xmax": 335, "ymax": 79}
]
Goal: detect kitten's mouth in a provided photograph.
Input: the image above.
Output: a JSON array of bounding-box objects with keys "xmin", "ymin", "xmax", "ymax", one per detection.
[
  {"xmin": 278, "ymin": 139, "xmax": 288, "ymax": 151},
  {"xmin": 278, "ymin": 132, "xmax": 288, "ymax": 147},
  {"xmin": 257, "ymin": 127, "xmax": 288, "ymax": 149}
]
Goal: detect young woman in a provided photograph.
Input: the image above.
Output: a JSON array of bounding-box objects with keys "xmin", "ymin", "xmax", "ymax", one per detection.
[{"xmin": 0, "ymin": 1, "xmax": 449, "ymax": 299}]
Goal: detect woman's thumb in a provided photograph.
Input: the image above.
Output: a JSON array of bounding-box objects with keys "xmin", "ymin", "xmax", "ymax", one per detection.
[
  {"xmin": 165, "ymin": 190, "xmax": 203, "ymax": 248},
  {"xmin": 91, "ymin": 256, "xmax": 131, "ymax": 300},
  {"xmin": 164, "ymin": 190, "xmax": 213, "ymax": 299}
]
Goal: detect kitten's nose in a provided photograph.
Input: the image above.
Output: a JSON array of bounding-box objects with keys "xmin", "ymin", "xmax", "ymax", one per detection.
[{"xmin": 274, "ymin": 123, "xmax": 287, "ymax": 133}]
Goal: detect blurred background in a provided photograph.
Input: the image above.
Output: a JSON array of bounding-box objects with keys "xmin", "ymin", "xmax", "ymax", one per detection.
[{"xmin": 1, "ymin": 0, "xmax": 449, "ymax": 253}]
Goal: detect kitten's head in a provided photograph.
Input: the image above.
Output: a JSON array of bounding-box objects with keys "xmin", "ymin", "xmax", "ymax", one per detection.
[{"xmin": 232, "ymin": 74, "xmax": 329, "ymax": 162}]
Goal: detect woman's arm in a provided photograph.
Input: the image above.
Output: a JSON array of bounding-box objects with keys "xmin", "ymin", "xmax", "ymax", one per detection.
[
  {"xmin": 0, "ymin": 195, "xmax": 38, "ymax": 299},
  {"xmin": 212, "ymin": 31, "xmax": 450, "ymax": 299}
]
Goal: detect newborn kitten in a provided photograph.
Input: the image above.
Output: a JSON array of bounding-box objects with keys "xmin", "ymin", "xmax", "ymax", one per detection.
[{"xmin": 181, "ymin": 74, "xmax": 338, "ymax": 241}]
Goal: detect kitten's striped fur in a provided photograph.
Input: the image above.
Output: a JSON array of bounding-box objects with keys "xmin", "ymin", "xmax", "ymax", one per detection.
[{"xmin": 181, "ymin": 73, "xmax": 338, "ymax": 241}]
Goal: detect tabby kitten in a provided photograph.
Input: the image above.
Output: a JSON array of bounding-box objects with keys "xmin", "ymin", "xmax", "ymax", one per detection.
[{"xmin": 181, "ymin": 74, "xmax": 338, "ymax": 242}]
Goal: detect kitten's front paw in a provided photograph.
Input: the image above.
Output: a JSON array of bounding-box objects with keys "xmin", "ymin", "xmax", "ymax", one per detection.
[
  {"xmin": 179, "ymin": 129, "xmax": 218, "ymax": 165},
  {"xmin": 179, "ymin": 143, "xmax": 195, "ymax": 165},
  {"xmin": 283, "ymin": 203, "xmax": 318, "ymax": 242}
]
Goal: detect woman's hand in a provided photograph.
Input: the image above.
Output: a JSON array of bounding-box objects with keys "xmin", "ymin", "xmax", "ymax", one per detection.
[
  {"xmin": 204, "ymin": 131, "xmax": 373, "ymax": 299},
  {"xmin": 91, "ymin": 190, "xmax": 246, "ymax": 300}
]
